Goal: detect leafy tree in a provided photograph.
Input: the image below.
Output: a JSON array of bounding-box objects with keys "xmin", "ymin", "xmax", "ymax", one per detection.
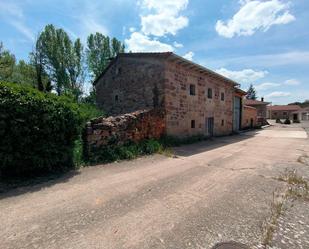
[
  {"xmin": 35, "ymin": 24, "xmax": 85, "ymax": 98},
  {"xmin": 246, "ymin": 84, "xmax": 257, "ymax": 100},
  {"xmin": 86, "ymin": 33, "xmax": 125, "ymax": 80},
  {"xmin": 0, "ymin": 42, "xmax": 16, "ymax": 81}
]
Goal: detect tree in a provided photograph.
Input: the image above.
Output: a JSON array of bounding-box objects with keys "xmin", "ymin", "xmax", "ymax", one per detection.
[
  {"xmin": 34, "ymin": 24, "xmax": 85, "ymax": 97},
  {"xmin": 0, "ymin": 42, "xmax": 16, "ymax": 81},
  {"xmin": 86, "ymin": 33, "xmax": 125, "ymax": 80},
  {"xmin": 246, "ymin": 84, "xmax": 257, "ymax": 100}
]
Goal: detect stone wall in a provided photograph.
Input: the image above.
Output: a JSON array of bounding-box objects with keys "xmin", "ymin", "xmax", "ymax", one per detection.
[
  {"xmin": 95, "ymin": 55, "xmax": 166, "ymax": 115},
  {"xmin": 84, "ymin": 109, "xmax": 165, "ymax": 157},
  {"xmin": 164, "ymin": 60, "xmax": 234, "ymax": 137},
  {"xmin": 242, "ymin": 105, "xmax": 257, "ymax": 129}
]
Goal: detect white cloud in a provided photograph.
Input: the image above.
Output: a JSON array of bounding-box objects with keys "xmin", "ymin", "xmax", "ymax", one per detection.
[
  {"xmin": 9, "ymin": 20, "xmax": 35, "ymax": 41},
  {"xmin": 125, "ymin": 0, "xmax": 189, "ymax": 52},
  {"xmin": 141, "ymin": 14, "xmax": 188, "ymax": 36},
  {"xmin": 140, "ymin": 0, "xmax": 189, "ymax": 37},
  {"xmin": 183, "ymin": 51, "xmax": 194, "ymax": 61},
  {"xmin": 284, "ymin": 79, "xmax": 300, "ymax": 86},
  {"xmin": 125, "ymin": 32, "xmax": 174, "ymax": 52},
  {"xmin": 215, "ymin": 68, "xmax": 268, "ymax": 83},
  {"xmin": 0, "ymin": 2, "xmax": 34, "ymax": 42},
  {"xmin": 255, "ymin": 82, "xmax": 280, "ymax": 91},
  {"xmin": 266, "ymin": 91, "xmax": 291, "ymax": 98},
  {"xmin": 216, "ymin": 0, "xmax": 295, "ymax": 38},
  {"xmin": 173, "ymin": 41, "xmax": 183, "ymax": 48},
  {"xmin": 129, "ymin": 27, "xmax": 136, "ymax": 32}
]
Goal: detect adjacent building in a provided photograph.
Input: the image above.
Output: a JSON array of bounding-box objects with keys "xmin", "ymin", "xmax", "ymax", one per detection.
[
  {"xmin": 94, "ymin": 52, "xmax": 249, "ymax": 138},
  {"xmin": 267, "ymin": 105, "xmax": 301, "ymax": 120},
  {"xmin": 244, "ymin": 99, "xmax": 270, "ymax": 126}
]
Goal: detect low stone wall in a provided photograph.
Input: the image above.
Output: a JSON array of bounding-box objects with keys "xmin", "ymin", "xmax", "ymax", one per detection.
[{"xmin": 83, "ymin": 109, "xmax": 165, "ymax": 157}]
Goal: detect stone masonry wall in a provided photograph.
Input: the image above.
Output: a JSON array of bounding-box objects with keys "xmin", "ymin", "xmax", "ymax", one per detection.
[
  {"xmin": 84, "ymin": 109, "xmax": 165, "ymax": 156},
  {"xmin": 95, "ymin": 56, "xmax": 166, "ymax": 116},
  {"xmin": 164, "ymin": 60, "xmax": 234, "ymax": 137},
  {"xmin": 242, "ymin": 105, "xmax": 257, "ymax": 129}
]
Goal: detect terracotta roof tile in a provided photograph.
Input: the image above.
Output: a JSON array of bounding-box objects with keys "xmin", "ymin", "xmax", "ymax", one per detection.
[{"xmin": 267, "ymin": 105, "xmax": 301, "ymax": 111}]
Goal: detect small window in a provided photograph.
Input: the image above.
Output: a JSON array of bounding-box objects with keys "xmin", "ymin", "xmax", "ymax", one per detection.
[
  {"xmin": 221, "ymin": 92, "xmax": 225, "ymax": 101},
  {"xmin": 115, "ymin": 95, "xmax": 119, "ymax": 102},
  {"xmin": 283, "ymin": 112, "xmax": 287, "ymax": 116},
  {"xmin": 221, "ymin": 120, "xmax": 224, "ymax": 126},
  {"xmin": 190, "ymin": 84, "xmax": 196, "ymax": 95},
  {"xmin": 191, "ymin": 120, "xmax": 195, "ymax": 129},
  {"xmin": 207, "ymin": 88, "xmax": 213, "ymax": 99}
]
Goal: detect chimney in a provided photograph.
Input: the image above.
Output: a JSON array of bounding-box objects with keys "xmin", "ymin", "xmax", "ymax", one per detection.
[{"xmin": 261, "ymin": 97, "xmax": 264, "ymax": 102}]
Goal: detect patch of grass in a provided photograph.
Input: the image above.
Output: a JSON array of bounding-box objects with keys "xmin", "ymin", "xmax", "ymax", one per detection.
[
  {"xmin": 262, "ymin": 191, "xmax": 286, "ymax": 247},
  {"xmin": 87, "ymin": 139, "xmax": 169, "ymax": 165}
]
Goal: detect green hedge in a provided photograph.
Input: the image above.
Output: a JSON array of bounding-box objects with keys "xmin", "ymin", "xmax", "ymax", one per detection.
[{"xmin": 0, "ymin": 82, "xmax": 82, "ymax": 176}]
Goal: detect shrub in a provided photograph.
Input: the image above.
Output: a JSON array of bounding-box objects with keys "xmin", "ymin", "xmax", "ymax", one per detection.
[
  {"xmin": 87, "ymin": 139, "xmax": 164, "ymax": 164},
  {"xmin": 293, "ymin": 119, "xmax": 300, "ymax": 123},
  {"xmin": 284, "ymin": 118, "xmax": 291, "ymax": 125},
  {"xmin": 276, "ymin": 118, "xmax": 282, "ymax": 124},
  {"xmin": 0, "ymin": 82, "xmax": 82, "ymax": 176}
]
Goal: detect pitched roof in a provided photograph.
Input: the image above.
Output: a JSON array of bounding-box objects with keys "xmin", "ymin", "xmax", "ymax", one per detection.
[
  {"xmin": 267, "ymin": 105, "xmax": 301, "ymax": 111},
  {"xmin": 244, "ymin": 105, "xmax": 257, "ymax": 110},
  {"xmin": 244, "ymin": 99, "xmax": 270, "ymax": 106},
  {"xmin": 93, "ymin": 52, "xmax": 240, "ymax": 87}
]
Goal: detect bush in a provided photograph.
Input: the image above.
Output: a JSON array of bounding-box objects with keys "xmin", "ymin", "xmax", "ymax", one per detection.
[
  {"xmin": 87, "ymin": 139, "xmax": 164, "ymax": 164},
  {"xmin": 284, "ymin": 118, "xmax": 291, "ymax": 125},
  {"xmin": 0, "ymin": 82, "xmax": 82, "ymax": 176},
  {"xmin": 293, "ymin": 119, "xmax": 300, "ymax": 123},
  {"xmin": 276, "ymin": 118, "xmax": 282, "ymax": 124}
]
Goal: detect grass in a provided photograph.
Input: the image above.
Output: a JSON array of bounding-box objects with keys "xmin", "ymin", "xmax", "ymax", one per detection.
[
  {"xmin": 262, "ymin": 191, "xmax": 286, "ymax": 247},
  {"xmin": 262, "ymin": 169, "xmax": 309, "ymax": 246}
]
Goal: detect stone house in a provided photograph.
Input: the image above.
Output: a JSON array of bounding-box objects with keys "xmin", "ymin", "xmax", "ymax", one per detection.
[
  {"xmin": 244, "ymin": 99, "xmax": 270, "ymax": 126},
  {"xmin": 293, "ymin": 107, "xmax": 309, "ymax": 121},
  {"xmin": 94, "ymin": 52, "xmax": 247, "ymax": 138},
  {"xmin": 267, "ymin": 105, "xmax": 301, "ymax": 120},
  {"xmin": 242, "ymin": 105, "xmax": 257, "ymax": 129}
]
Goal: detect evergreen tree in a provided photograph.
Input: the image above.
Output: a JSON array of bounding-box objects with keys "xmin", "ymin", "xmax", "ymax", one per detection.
[{"xmin": 246, "ymin": 84, "xmax": 257, "ymax": 100}]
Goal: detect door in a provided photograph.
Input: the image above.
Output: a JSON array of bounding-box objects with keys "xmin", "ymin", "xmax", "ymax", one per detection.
[
  {"xmin": 206, "ymin": 117, "xmax": 214, "ymax": 137},
  {"xmin": 233, "ymin": 96, "xmax": 241, "ymax": 132}
]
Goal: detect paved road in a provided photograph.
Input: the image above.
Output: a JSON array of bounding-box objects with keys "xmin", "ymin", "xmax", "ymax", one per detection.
[{"xmin": 1, "ymin": 123, "xmax": 309, "ymax": 249}]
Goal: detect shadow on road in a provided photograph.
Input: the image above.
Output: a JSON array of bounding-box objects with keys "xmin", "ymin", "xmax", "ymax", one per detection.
[
  {"xmin": 0, "ymin": 170, "xmax": 80, "ymax": 199},
  {"xmin": 172, "ymin": 131, "xmax": 258, "ymax": 157}
]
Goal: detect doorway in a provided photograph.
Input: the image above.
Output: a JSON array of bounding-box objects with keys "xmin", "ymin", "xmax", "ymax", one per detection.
[{"xmin": 206, "ymin": 117, "xmax": 214, "ymax": 137}]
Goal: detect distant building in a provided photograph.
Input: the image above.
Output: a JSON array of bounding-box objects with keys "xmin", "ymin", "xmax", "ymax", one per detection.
[
  {"xmin": 292, "ymin": 107, "xmax": 309, "ymax": 121},
  {"xmin": 244, "ymin": 99, "xmax": 270, "ymax": 126},
  {"xmin": 94, "ymin": 52, "xmax": 248, "ymax": 137},
  {"xmin": 267, "ymin": 105, "xmax": 301, "ymax": 120}
]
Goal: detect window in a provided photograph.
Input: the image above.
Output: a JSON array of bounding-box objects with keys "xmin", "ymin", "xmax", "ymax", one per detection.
[
  {"xmin": 114, "ymin": 95, "xmax": 119, "ymax": 102},
  {"xmin": 274, "ymin": 112, "xmax": 277, "ymax": 116},
  {"xmin": 283, "ymin": 112, "xmax": 287, "ymax": 116},
  {"xmin": 191, "ymin": 120, "xmax": 195, "ymax": 129},
  {"xmin": 221, "ymin": 120, "xmax": 224, "ymax": 126},
  {"xmin": 221, "ymin": 92, "xmax": 225, "ymax": 101},
  {"xmin": 207, "ymin": 88, "xmax": 212, "ymax": 99},
  {"xmin": 190, "ymin": 84, "xmax": 196, "ymax": 95}
]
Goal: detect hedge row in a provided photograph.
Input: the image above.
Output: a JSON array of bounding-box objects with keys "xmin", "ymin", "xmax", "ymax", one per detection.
[{"xmin": 0, "ymin": 82, "xmax": 82, "ymax": 176}]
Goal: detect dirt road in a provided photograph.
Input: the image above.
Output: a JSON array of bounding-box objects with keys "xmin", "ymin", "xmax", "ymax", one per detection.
[{"xmin": 1, "ymin": 123, "xmax": 309, "ymax": 249}]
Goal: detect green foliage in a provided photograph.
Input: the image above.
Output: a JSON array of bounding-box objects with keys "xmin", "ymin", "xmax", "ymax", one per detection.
[
  {"xmin": 87, "ymin": 139, "xmax": 163, "ymax": 164},
  {"xmin": 289, "ymin": 100, "xmax": 309, "ymax": 108},
  {"xmin": 86, "ymin": 32, "xmax": 125, "ymax": 79},
  {"xmin": 0, "ymin": 42, "xmax": 16, "ymax": 81},
  {"xmin": 246, "ymin": 84, "xmax": 257, "ymax": 100},
  {"xmin": 34, "ymin": 24, "xmax": 85, "ymax": 97},
  {"xmin": 0, "ymin": 82, "xmax": 82, "ymax": 176}
]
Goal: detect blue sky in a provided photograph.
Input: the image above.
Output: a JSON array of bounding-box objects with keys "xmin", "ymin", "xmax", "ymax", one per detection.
[{"xmin": 0, "ymin": 0, "xmax": 308, "ymax": 104}]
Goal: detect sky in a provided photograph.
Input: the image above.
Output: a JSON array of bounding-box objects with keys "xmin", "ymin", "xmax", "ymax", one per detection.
[{"xmin": 0, "ymin": 0, "xmax": 308, "ymax": 104}]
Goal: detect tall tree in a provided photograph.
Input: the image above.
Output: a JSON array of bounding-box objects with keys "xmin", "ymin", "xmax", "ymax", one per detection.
[
  {"xmin": 0, "ymin": 42, "xmax": 16, "ymax": 81},
  {"xmin": 34, "ymin": 24, "xmax": 84, "ymax": 97},
  {"xmin": 86, "ymin": 33, "xmax": 125, "ymax": 80},
  {"xmin": 246, "ymin": 84, "xmax": 257, "ymax": 100}
]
